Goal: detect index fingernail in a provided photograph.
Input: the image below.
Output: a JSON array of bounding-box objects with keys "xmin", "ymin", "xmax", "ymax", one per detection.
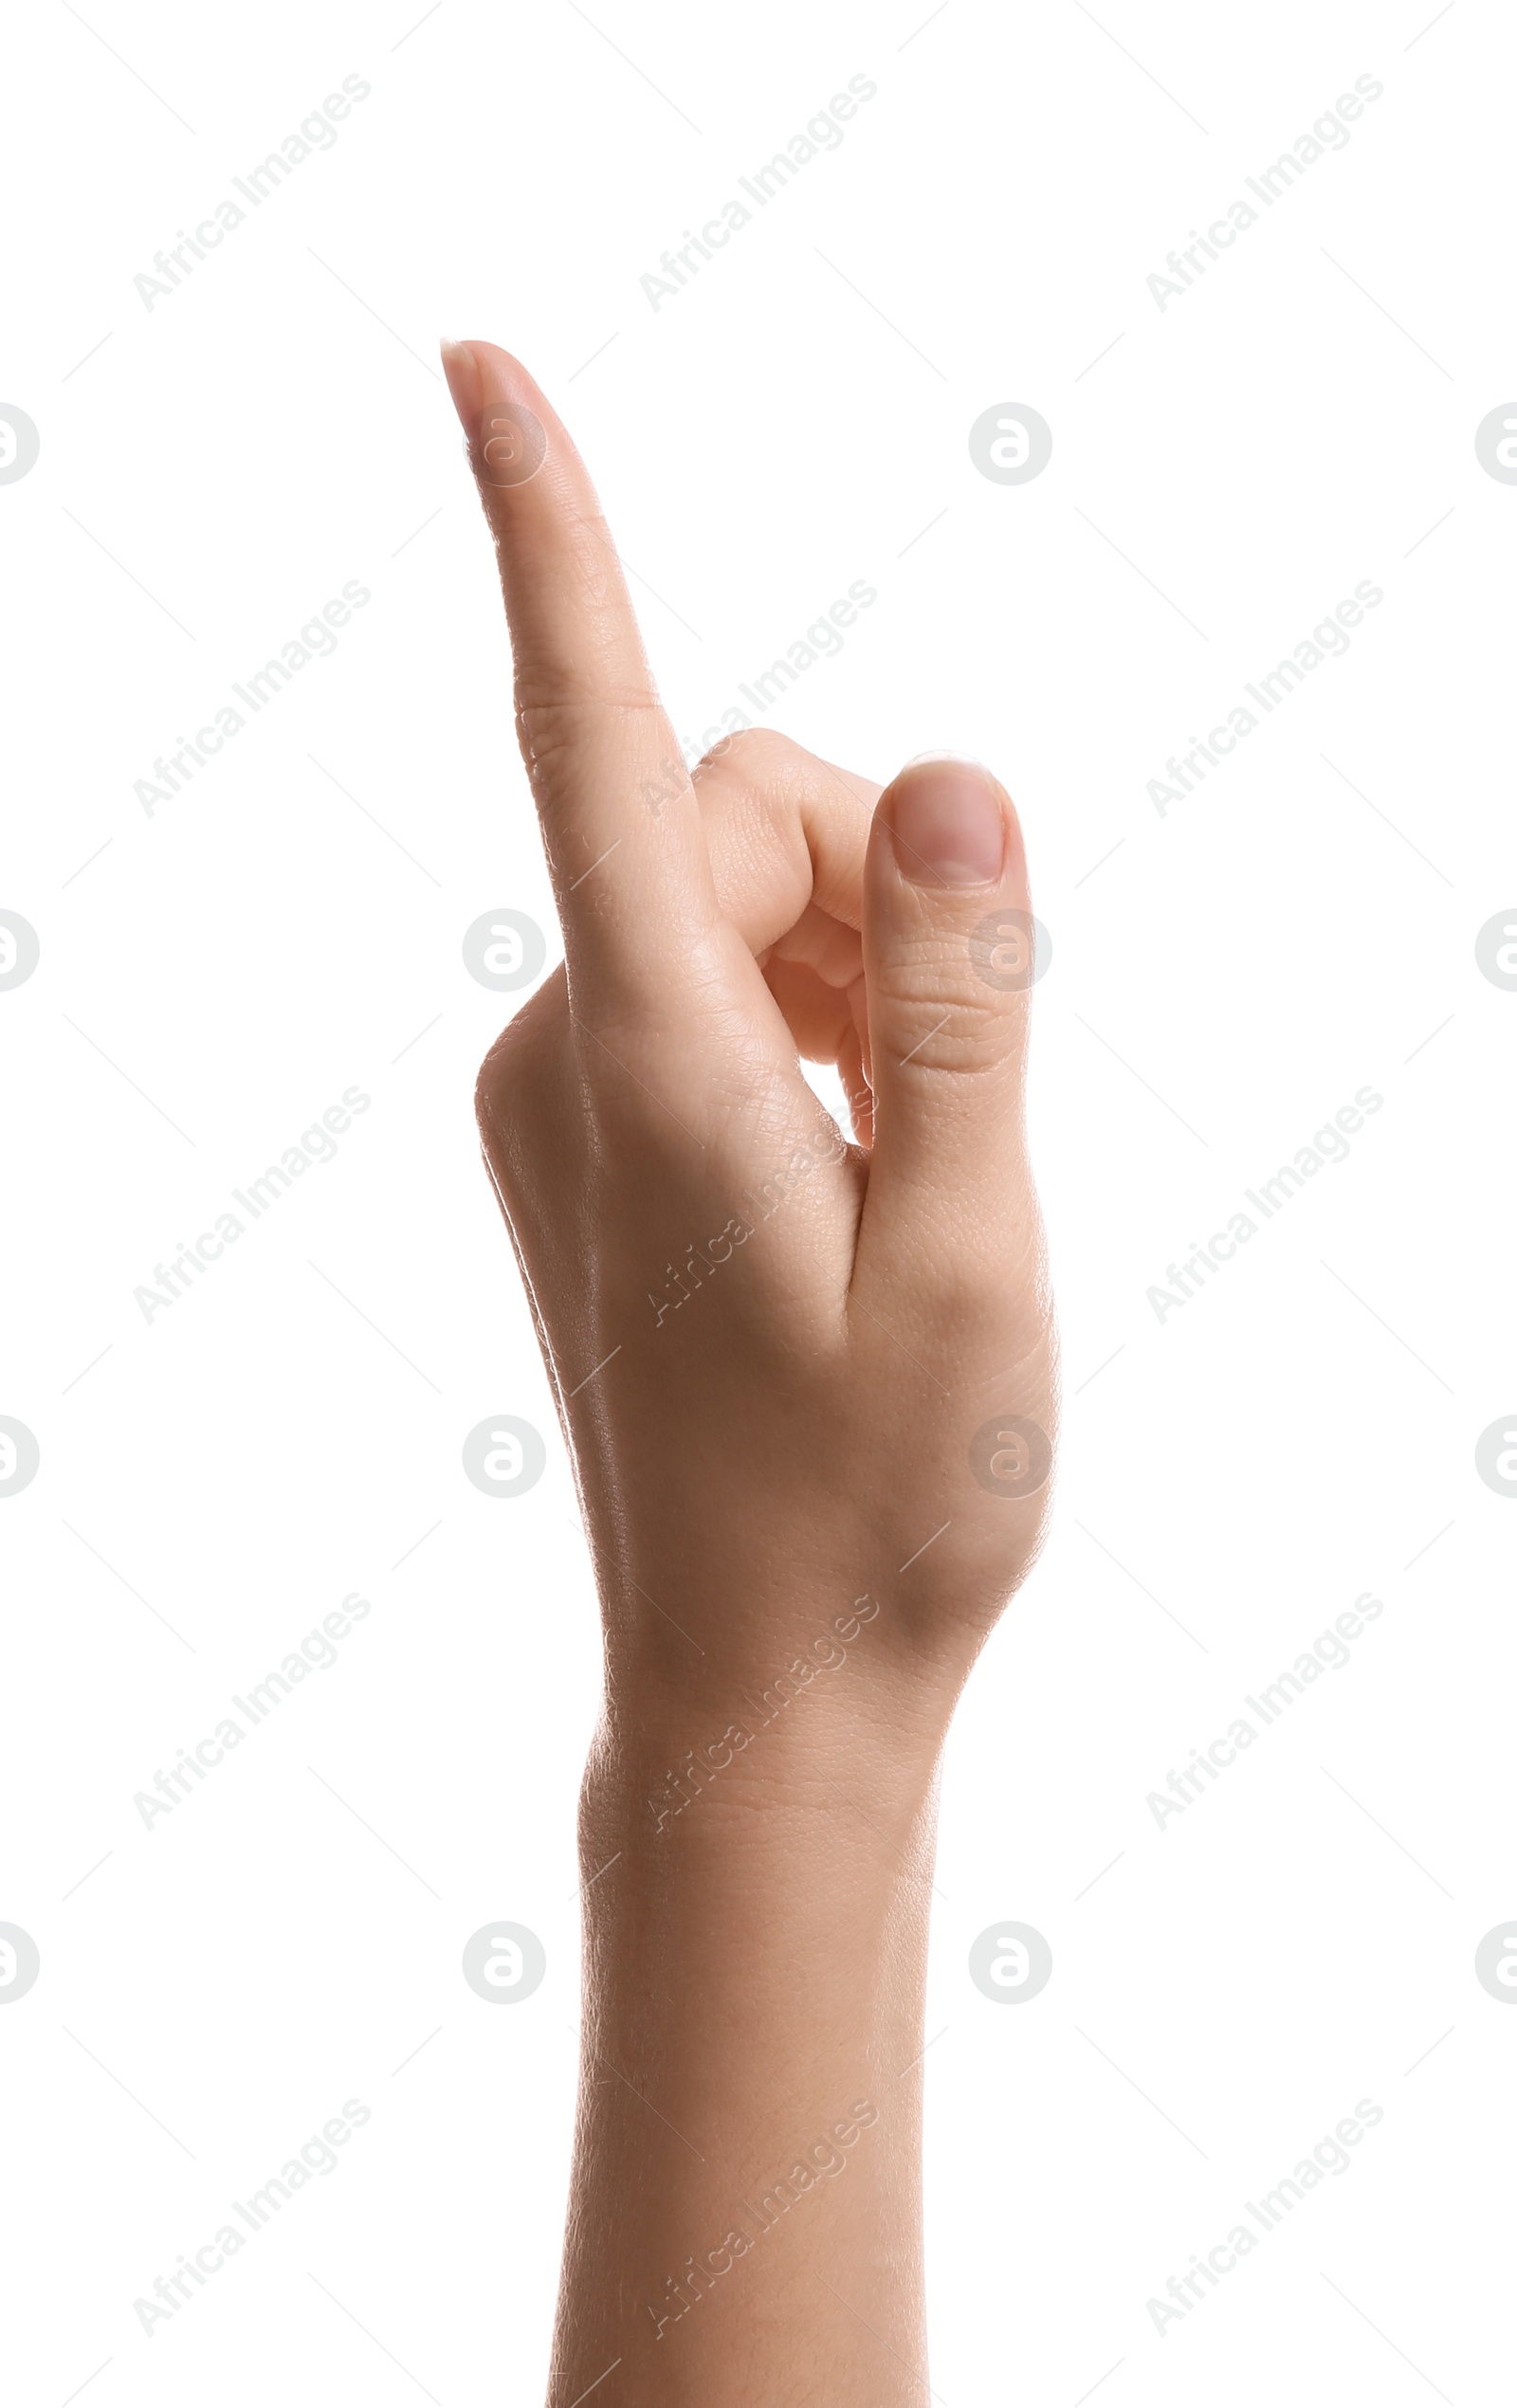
[
  {"xmin": 442, "ymin": 344, "xmax": 551, "ymax": 489},
  {"xmin": 440, "ymin": 338, "xmax": 479, "ymax": 425}
]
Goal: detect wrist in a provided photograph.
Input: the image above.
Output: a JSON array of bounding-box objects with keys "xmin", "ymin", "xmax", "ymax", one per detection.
[
  {"xmin": 587, "ymin": 1671, "xmax": 949, "ymax": 1857},
  {"xmin": 580, "ymin": 1724, "xmax": 944, "ymax": 1890},
  {"xmin": 593, "ymin": 1584, "xmax": 962, "ymax": 1822}
]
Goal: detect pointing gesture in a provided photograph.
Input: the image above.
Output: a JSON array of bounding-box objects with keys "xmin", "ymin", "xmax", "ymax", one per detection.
[{"xmin": 443, "ymin": 338, "xmax": 1056, "ymax": 2404}]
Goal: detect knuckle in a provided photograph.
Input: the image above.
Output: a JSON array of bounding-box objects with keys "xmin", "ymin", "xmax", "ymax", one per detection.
[
  {"xmin": 692, "ymin": 723, "xmax": 793, "ymax": 782},
  {"xmin": 514, "ymin": 694, "xmax": 663, "ymax": 791},
  {"xmin": 473, "ymin": 976, "xmax": 566, "ymax": 1144},
  {"xmin": 884, "ymin": 1002, "xmax": 1028, "ymax": 1095},
  {"xmin": 473, "ymin": 1027, "xmax": 520, "ymax": 1130},
  {"xmin": 876, "ymin": 953, "xmax": 1027, "ymax": 1066}
]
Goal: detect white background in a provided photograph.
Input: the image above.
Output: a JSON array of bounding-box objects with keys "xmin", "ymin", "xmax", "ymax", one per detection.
[{"xmin": 3, "ymin": 1, "xmax": 1514, "ymax": 2400}]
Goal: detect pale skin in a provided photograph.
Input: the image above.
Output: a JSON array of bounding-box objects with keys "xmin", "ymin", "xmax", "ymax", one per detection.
[{"xmin": 441, "ymin": 338, "xmax": 1057, "ymax": 2404}]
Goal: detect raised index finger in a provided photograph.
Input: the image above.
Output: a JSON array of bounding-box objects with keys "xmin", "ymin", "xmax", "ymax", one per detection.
[{"xmin": 442, "ymin": 339, "xmax": 716, "ymax": 993}]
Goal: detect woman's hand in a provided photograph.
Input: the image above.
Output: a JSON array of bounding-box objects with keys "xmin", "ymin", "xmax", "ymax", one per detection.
[
  {"xmin": 443, "ymin": 337, "xmax": 1056, "ymax": 2404},
  {"xmin": 445, "ymin": 339, "xmax": 1055, "ymax": 1714}
]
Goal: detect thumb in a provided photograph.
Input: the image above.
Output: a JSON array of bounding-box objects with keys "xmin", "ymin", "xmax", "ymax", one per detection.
[{"xmin": 854, "ymin": 757, "xmax": 1041, "ymax": 1292}]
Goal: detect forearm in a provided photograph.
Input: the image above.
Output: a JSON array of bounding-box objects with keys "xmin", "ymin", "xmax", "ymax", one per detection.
[{"xmin": 547, "ymin": 1687, "xmax": 948, "ymax": 2404}]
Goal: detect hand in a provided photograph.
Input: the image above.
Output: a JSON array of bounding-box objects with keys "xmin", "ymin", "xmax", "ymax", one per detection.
[
  {"xmin": 443, "ymin": 339, "xmax": 1056, "ymax": 1716},
  {"xmin": 442, "ymin": 337, "xmax": 1057, "ymax": 2405}
]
